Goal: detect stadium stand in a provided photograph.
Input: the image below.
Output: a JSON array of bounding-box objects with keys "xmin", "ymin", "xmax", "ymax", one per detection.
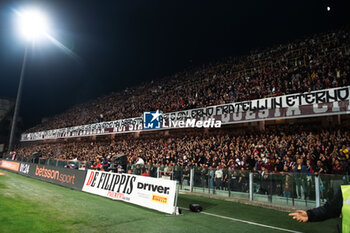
[
  {"xmin": 24, "ymin": 28, "xmax": 350, "ymax": 133},
  {"xmin": 16, "ymin": 124, "xmax": 350, "ymax": 175},
  {"xmin": 13, "ymin": 28, "xmax": 350, "ymax": 179}
]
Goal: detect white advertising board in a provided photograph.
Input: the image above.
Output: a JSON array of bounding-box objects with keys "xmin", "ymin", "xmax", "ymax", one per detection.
[{"xmin": 82, "ymin": 170, "xmax": 177, "ymax": 214}]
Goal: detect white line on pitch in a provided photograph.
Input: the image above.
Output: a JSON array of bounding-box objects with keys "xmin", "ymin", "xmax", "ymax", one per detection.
[{"xmin": 181, "ymin": 208, "xmax": 302, "ymax": 233}]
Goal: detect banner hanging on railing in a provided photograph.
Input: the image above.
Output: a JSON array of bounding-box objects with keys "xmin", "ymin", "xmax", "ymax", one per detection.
[
  {"xmin": 21, "ymin": 86, "xmax": 350, "ymax": 141},
  {"xmin": 82, "ymin": 170, "xmax": 178, "ymax": 214}
]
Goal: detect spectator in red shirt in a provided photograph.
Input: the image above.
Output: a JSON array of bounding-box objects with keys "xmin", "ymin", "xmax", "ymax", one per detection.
[{"xmin": 141, "ymin": 170, "xmax": 150, "ymax": 177}]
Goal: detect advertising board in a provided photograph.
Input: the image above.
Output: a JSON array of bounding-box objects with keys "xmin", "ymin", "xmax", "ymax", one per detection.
[
  {"xmin": 28, "ymin": 164, "xmax": 87, "ymax": 190},
  {"xmin": 18, "ymin": 162, "xmax": 31, "ymax": 175},
  {"xmin": 82, "ymin": 170, "xmax": 178, "ymax": 214},
  {"xmin": 0, "ymin": 160, "xmax": 20, "ymax": 172}
]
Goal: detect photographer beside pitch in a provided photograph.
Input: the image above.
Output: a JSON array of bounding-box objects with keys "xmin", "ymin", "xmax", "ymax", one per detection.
[{"xmin": 289, "ymin": 185, "xmax": 348, "ymax": 232}]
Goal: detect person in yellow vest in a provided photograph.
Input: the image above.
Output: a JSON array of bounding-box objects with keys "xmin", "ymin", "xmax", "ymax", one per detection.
[{"xmin": 289, "ymin": 185, "xmax": 349, "ymax": 232}]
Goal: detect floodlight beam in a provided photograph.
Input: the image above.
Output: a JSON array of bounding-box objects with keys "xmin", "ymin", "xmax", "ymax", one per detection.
[{"xmin": 8, "ymin": 46, "xmax": 29, "ymax": 151}]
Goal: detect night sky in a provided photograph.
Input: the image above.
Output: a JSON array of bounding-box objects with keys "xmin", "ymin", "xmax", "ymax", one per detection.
[{"xmin": 0, "ymin": 0, "xmax": 349, "ymax": 130}]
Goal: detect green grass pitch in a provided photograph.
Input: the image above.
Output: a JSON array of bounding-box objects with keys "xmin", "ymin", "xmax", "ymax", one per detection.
[{"xmin": 0, "ymin": 170, "xmax": 340, "ymax": 233}]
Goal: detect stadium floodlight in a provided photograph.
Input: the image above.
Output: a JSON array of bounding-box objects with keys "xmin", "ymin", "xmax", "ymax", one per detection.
[
  {"xmin": 17, "ymin": 9, "xmax": 49, "ymax": 41},
  {"xmin": 8, "ymin": 8, "xmax": 50, "ymax": 152}
]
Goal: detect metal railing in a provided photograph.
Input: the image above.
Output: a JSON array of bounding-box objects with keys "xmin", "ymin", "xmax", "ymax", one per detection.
[
  {"xmin": 127, "ymin": 165, "xmax": 348, "ymax": 209},
  {"xmin": 12, "ymin": 156, "xmax": 83, "ymax": 169}
]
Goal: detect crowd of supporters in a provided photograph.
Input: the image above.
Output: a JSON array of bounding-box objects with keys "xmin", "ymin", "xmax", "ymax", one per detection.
[
  {"xmin": 8, "ymin": 28, "xmax": 350, "ymax": 203},
  {"xmin": 25, "ymin": 28, "xmax": 350, "ymax": 133},
  {"xmin": 16, "ymin": 125, "xmax": 350, "ymax": 176}
]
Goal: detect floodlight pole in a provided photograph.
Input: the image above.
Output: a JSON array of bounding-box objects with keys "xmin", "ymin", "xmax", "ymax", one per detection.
[{"xmin": 8, "ymin": 45, "xmax": 29, "ymax": 152}]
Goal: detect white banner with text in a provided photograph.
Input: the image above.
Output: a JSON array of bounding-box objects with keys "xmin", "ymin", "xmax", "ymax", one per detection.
[
  {"xmin": 21, "ymin": 86, "xmax": 350, "ymax": 141},
  {"xmin": 82, "ymin": 170, "xmax": 177, "ymax": 214}
]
